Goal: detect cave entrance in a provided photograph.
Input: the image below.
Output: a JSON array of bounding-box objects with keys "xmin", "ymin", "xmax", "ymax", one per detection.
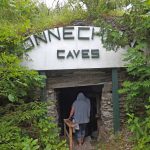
[{"xmin": 56, "ymin": 84, "xmax": 103, "ymax": 138}]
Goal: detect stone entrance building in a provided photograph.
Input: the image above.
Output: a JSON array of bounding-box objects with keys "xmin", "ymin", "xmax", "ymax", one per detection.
[
  {"xmin": 42, "ymin": 68, "xmax": 126, "ymax": 138},
  {"xmin": 23, "ymin": 26, "xmax": 127, "ymax": 139}
]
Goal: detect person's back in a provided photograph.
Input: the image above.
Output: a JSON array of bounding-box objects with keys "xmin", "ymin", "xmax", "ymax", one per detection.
[
  {"xmin": 69, "ymin": 93, "xmax": 91, "ymax": 145},
  {"xmin": 69, "ymin": 92, "xmax": 91, "ymax": 146},
  {"xmin": 73, "ymin": 94, "xmax": 90, "ymax": 124}
]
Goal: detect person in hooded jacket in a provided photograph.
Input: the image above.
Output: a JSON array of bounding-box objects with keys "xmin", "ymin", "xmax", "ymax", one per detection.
[{"xmin": 69, "ymin": 92, "xmax": 91, "ymax": 146}]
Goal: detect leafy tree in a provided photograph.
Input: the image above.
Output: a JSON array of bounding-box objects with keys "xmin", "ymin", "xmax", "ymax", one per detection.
[
  {"xmin": 0, "ymin": 0, "xmax": 87, "ymax": 101},
  {"xmin": 0, "ymin": 0, "xmax": 47, "ymax": 104},
  {"xmin": 80, "ymin": 0, "xmax": 150, "ymax": 149},
  {"xmin": 0, "ymin": 53, "xmax": 45, "ymax": 102}
]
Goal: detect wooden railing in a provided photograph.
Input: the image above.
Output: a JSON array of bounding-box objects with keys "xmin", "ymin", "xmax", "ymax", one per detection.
[{"xmin": 64, "ymin": 119, "xmax": 76, "ymax": 150}]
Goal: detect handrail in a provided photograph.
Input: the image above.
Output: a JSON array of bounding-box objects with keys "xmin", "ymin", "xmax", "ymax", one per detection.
[{"xmin": 64, "ymin": 119, "xmax": 76, "ymax": 150}]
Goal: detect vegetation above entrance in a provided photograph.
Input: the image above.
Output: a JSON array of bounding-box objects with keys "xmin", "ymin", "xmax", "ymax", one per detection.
[
  {"xmin": 0, "ymin": 0, "xmax": 150, "ymax": 149},
  {"xmin": 84, "ymin": 0, "xmax": 150, "ymax": 149}
]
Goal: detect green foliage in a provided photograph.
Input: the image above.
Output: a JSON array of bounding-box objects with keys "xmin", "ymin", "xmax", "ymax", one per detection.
[
  {"xmin": 0, "ymin": 121, "xmax": 21, "ymax": 150},
  {"xmin": 119, "ymin": 44, "xmax": 150, "ymax": 149},
  {"xmin": 0, "ymin": 102, "xmax": 68, "ymax": 150},
  {"xmin": 0, "ymin": 1, "xmax": 87, "ymax": 102},
  {"xmin": 0, "ymin": 53, "xmax": 45, "ymax": 102},
  {"xmin": 32, "ymin": 2, "xmax": 87, "ymax": 31},
  {"xmin": 119, "ymin": 44, "xmax": 150, "ymax": 112},
  {"xmin": 91, "ymin": 0, "xmax": 150, "ymax": 51},
  {"xmin": 21, "ymin": 138, "xmax": 39, "ymax": 150},
  {"xmin": 0, "ymin": 0, "xmax": 87, "ymax": 56},
  {"xmin": 37, "ymin": 117, "xmax": 68, "ymax": 150},
  {"xmin": 0, "ymin": 0, "xmax": 87, "ymax": 102},
  {"xmin": 0, "ymin": 1, "xmax": 86, "ymax": 149},
  {"xmin": 0, "ymin": 1, "xmax": 87, "ymax": 150},
  {"xmin": 84, "ymin": 0, "xmax": 150, "ymax": 149},
  {"xmin": 127, "ymin": 100, "xmax": 150, "ymax": 150},
  {"xmin": 0, "ymin": 0, "xmax": 37, "ymax": 55}
]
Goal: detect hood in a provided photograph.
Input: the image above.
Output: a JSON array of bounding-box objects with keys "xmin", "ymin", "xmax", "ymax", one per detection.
[{"xmin": 76, "ymin": 92, "xmax": 86, "ymax": 101}]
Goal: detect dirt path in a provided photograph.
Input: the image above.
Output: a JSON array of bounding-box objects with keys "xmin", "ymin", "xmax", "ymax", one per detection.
[{"xmin": 73, "ymin": 136, "xmax": 96, "ymax": 150}]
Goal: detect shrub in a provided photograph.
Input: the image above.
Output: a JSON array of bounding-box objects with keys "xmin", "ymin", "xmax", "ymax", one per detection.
[{"xmin": 0, "ymin": 102, "xmax": 68, "ymax": 150}]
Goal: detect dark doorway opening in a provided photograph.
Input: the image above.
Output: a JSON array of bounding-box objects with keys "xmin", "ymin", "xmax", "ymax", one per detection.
[{"xmin": 55, "ymin": 84, "xmax": 103, "ymax": 138}]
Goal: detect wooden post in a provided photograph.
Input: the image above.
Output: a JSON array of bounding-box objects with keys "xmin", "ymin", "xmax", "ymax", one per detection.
[
  {"xmin": 69, "ymin": 127, "xmax": 73, "ymax": 150},
  {"xmin": 64, "ymin": 119, "xmax": 75, "ymax": 150}
]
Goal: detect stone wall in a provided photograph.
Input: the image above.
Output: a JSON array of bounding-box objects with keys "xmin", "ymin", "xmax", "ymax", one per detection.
[
  {"xmin": 46, "ymin": 88, "xmax": 58, "ymax": 122},
  {"xmin": 44, "ymin": 68, "xmax": 127, "ymax": 135},
  {"xmin": 100, "ymin": 69, "xmax": 127, "ymax": 132},
  {"xmin": 101, "ymin": 82, "xmax": 113, "ymax": 130}
]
